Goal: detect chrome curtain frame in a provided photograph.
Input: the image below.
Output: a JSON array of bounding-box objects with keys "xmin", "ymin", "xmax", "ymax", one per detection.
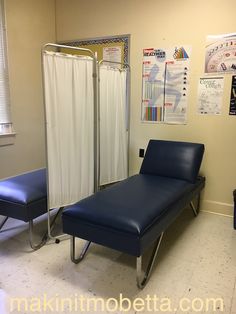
[
  {"xmin": 41, "ymin": 43, "xmax": 99, "ymax": 242},
  {"xmin": 98, "ymin": 60, "xmax": 131, "ymax": 181}
]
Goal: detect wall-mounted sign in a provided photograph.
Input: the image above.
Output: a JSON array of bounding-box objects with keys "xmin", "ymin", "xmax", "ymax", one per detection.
[
  {"xmin": 103, "ymin": 46, "xmax": 122, "ymax": 67},
  {"xmin": 197, "ymin": 77, "xmax": 224, "ymax": 115}
]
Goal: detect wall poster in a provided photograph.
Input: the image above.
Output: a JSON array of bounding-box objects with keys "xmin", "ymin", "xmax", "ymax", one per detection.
[
  {"xmin": 141, "ymin": 46, "xmax": 191, "ymax": 124},
  {"xmin": 229, "ymin": 75, "xmax": 236, "ymax": 115},
  {"xmin": 205, "ymin": 33, "xmax": 236, "ymax": 74},
  {"xmin": 103, "ymin": 46, "xmax": 122, "ymax": 68},
  {"xmin": 197, "ymin": 77, "xmax": 224, "ymax": 115}
]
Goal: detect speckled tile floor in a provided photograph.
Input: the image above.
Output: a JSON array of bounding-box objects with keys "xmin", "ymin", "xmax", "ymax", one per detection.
[{"xmin": 0, "ymin": 208, "xmax": 236, "ymax": 314}]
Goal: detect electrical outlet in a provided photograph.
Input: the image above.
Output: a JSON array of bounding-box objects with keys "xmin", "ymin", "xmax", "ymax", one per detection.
[{"xmin": 139, "ymin": 148, "xmax": 145, "ymax": 158}]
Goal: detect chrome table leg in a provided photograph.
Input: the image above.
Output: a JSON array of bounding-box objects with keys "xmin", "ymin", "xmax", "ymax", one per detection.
[
  {"xmin": 71, "ymin": 236, "xmax": 91, "ymax": 264},
  {"xmin": 136, "ymin": 232, "xmax": 164, "ymax": 289}
]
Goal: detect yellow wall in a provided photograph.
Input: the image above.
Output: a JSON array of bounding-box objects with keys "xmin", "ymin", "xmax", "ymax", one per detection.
[
  {"xmin": 1, "ymin": 0, "xmax": 235, "ymax": 215},
  {"xmin": 0, "ymin": 0, "xmax": 56, "ymax": 178},
  {"xmin": 56, "ymin": 0, "xmax": 236, "ymax": 214}
]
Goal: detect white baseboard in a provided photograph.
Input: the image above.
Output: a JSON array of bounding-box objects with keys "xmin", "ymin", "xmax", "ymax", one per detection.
[{"xmin": 201, "ymin": 199, "xmax": 234, "ymax": 216}]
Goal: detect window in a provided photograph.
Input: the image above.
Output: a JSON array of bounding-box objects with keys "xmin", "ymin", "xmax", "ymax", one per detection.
[{"xmin": 0, "ymin": 0, "xmax": 13, "ymax": 135}]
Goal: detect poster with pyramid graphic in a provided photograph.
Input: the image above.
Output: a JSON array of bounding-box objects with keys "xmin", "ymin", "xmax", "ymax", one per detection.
[{"xmin": 142, "ymin": 46, "xmax": 191, "ymax": 124}]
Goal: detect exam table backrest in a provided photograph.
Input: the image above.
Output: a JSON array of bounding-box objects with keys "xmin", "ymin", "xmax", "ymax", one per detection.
[{"xmin": 140, "ymin": 140, "xmax": 204, "ymax": 184}]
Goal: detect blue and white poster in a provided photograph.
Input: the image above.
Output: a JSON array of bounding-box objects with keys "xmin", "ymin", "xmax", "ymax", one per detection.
[{"xmin": 141, "ymin": 46, "xmax": 191, "ymax": 124}]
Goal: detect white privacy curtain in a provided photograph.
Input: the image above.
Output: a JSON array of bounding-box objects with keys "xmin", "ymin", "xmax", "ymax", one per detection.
[
  {"xmin": 99, "ymin": 66, "xmax": 128, "ymax": 185},
  {"xmin": 43, "ymin": 51, "xmax": 94, "ymax": 209}
]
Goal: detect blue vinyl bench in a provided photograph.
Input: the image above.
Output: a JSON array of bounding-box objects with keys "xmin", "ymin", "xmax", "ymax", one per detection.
[
  {"xmin": 0, "ymin": 169, "xmax": 62, "ymax": 249},
  {"xmin": 62, "ymin": 139, "xmax": 205, "ymax": 288}
]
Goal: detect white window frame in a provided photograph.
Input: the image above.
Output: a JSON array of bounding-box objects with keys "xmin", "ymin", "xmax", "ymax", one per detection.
[{"xmin": 0, "ymin": 0, "xmax": 14, "ymax": 137}]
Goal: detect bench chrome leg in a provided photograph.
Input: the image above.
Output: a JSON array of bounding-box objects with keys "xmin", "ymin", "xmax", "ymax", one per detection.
[
  {"xmin": 71, "ymin": 236, "xmax": 91, "ymax": 264},
  {"xmin": 0, "ymin": 216, "xmax": 8, "ymax": 231},
  {"xmin": 29, "ymin": 207, "xmax": 64, "ymax": 250},
  {"xmin": 190, "ymin": 193, "xmax": 201, "ymax": 217},
  {"xmin": 0, "ymin": 217, "xmax": 46, "ymax": 250},
  {"xmin": 136, "ymin": 232, "xmax": 164, "ymax": 289},
  {"xmin": 29, "ymin": 220, "xmax": 47, "ymax": 250}
]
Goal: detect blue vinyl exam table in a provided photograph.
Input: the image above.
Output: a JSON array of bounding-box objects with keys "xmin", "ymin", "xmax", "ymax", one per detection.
[{"xmin": 62, "ymin": 139, "xmax": 205, "ymax": 288}]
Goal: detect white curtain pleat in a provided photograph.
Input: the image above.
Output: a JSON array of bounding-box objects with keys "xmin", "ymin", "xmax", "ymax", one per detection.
[
  {"xmin": 99, "ymin": 66, "xmax": 128, "ymax": 185},
  {"xmin": 43, "ymin": 52, "xmax": 94, "ymax": 209}
]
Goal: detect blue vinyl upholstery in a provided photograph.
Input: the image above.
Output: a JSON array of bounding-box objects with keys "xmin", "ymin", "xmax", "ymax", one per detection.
[
  {"xmin": 0, "ymin": 169, "xmax": 47, "ymax": 222},
  {"xmin": 140, "ymin": 140, "xmax": 204, "ymax": 183},
  {"xmin": 62, "ymin": 139, "xmax": 205, "ymax": 257}
]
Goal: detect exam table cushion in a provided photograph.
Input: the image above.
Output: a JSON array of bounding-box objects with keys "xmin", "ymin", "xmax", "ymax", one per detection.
[{"xmin": 62, "ymin": 174, "xmax": 205, "ymax": 256}]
